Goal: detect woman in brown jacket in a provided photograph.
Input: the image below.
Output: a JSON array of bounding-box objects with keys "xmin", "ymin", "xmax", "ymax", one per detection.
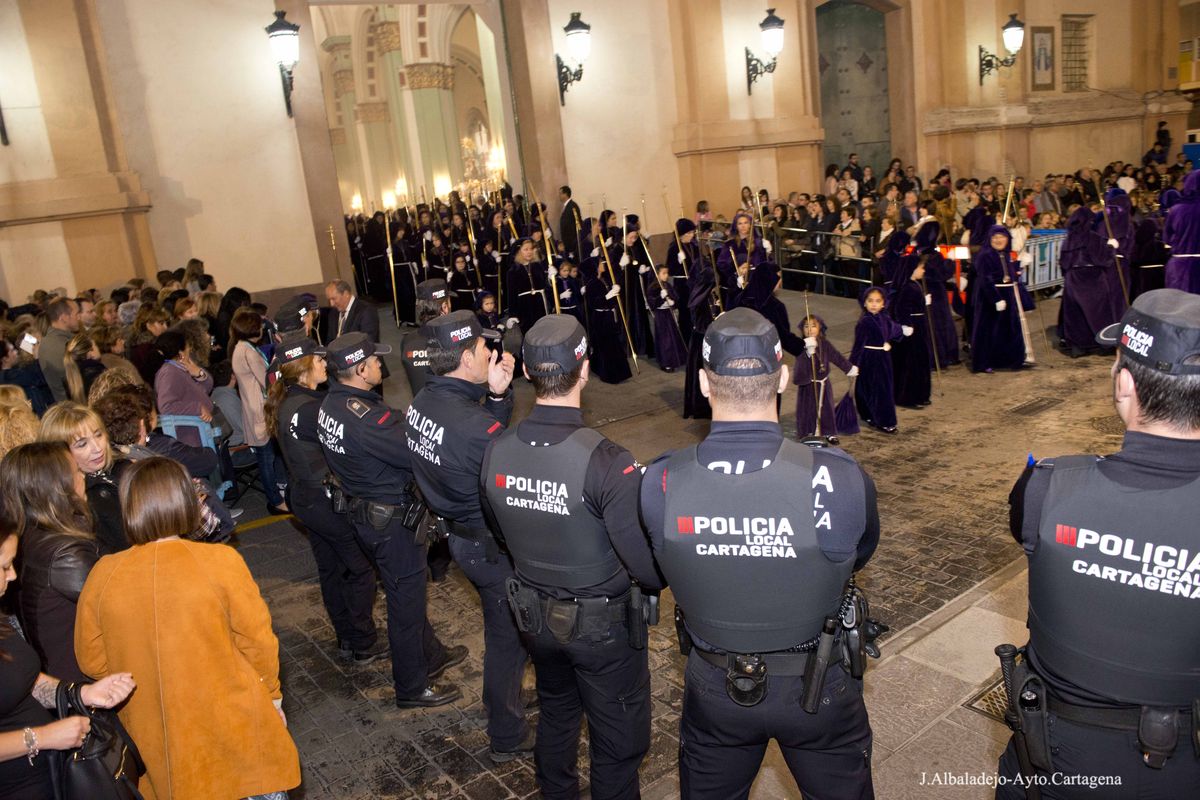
[{"xmin": 74, "ymin": 457, "xmax": 299, "ymax": 800}]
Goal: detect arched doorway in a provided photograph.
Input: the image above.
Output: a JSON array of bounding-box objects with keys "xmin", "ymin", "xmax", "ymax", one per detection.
[{"xmin": 816, "ymin": 1, "xmax": 891, "ymax": 176}]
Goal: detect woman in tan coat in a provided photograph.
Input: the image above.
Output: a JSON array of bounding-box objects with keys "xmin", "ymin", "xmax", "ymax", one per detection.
[
  {"xmin": 229, "ymin": 308, "xmax": 288, "ymax": 513},
  {"xmin": 74, "ymin": 457, "xmax": 299, "ymax": 800}
]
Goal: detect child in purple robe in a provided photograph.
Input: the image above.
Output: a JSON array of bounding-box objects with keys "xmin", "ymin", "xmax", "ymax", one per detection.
[
  {"xmin": 647, "ymin": 266, "xmax": 687, "ymax": 372},
  {"xmin": 793, "ymin": 314, "xmax": 856, "ymax": 440},
  {"xmin": 851, "ymin": 287, "xmax": 904, "ymax": 433}
]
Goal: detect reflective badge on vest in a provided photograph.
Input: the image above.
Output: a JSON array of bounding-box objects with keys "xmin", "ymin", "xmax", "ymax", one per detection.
[
  {"xmin": 406, "ymin": 348, "xmax": 429, "ymax": 367},
  {"xmin": 1052, "ymin": 522, "xmax": 1200, "ymax": 600},
  {"xmin": 675, "ymin": 514, "xmax": 798, "ymax": 558},
  {"xmin": 493, "ymin": 473, "xmax": 571, "ymax": 516},
  {"xmin": 404, "ymin": 405, "xmax": 443, "ymax": 466}
]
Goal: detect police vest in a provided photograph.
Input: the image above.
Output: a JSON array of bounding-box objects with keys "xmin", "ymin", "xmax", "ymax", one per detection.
[
  {"xmin": 400, "ymin": 329, "xmax": 432, "ymax": 396},
  {"xmin": 483, "ymin": 427, "xmax": 621, "ymax": 590},
  {"xmin": 660, "ymin": 440, "xmax": 852, "ymax": 654},
  {"xmin": 1028, "ymin": 456, "xmax": 1200, "ymax": 707},
  {"xmin": 276, "ymin": 390, "xmax": 330, "ymax": 487}
]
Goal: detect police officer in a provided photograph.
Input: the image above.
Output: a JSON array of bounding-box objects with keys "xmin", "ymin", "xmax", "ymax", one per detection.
[
  {"xmin": 266, "ymin": 336, "xmax": 383, "ymax": 664},
  {"xmin": 481, "ymin": 315, "xmax": 661, "ymax": 799},
  {"xmin": 996, "ymin": 289, "xmax": 1200, "ymax": 798},
  {"xmin": 319, "ymin": 332, "xmax": 465, "ymax": 708},
  {"xmin": 640, "ymin": 307, "xmax": 880, "ymax": 798},
  {"xmin": 399, "ymin": 278, "xmax": 451, "ymax": 397},
  {"xmin": 405, "ymin": 310, "xmax": 534, "ymax": 763}
]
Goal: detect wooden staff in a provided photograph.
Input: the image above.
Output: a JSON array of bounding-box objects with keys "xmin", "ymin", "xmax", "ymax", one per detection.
[
  {"xmin": 918, "ymin": 267, "xmax": 944, "ymax": 395},
  {"xmin": 597, "ymin": 219, "xmax": 639, "ymax": 374},
  {"xmin": 464, "ymin": 212, "xmax": 484, "ymax": 286},
  {"xmin": 802, "ymin": 291, "xmax": 821, "ymax": 437},
  {"xmin": 528, "ymin": 186, "xmax": 561, "ymax": 314},
  {"xmin": 327, "ymin": 225, "xmax": 344, "ymax": 282},
  {"xmin": 663, "ymin": 188, "xmax": 690, "ymax": 279},
  {"xmin": 1001, "ymin": 178, "xmax": 1036, "ymax": 364},
  {"xmin": 703, "ymin": 230, "xmax": 726, "ymax": 315},
  {"xmin": 383, "ymin": 207, "xmax": 401, "ymax": 328},
  {"xmin": 1091, "ymin": 170, "xmax": 1131, "ymax": 306}
]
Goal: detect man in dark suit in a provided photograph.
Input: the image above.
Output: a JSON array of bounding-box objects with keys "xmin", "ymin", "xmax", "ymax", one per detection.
[
  {"xmin": 325, "ymin": 279, "xmax": 388, "ymax": 383},
  {"xmin": 559, "ymin": 185, "xmax": 581, "ymax": 261}
]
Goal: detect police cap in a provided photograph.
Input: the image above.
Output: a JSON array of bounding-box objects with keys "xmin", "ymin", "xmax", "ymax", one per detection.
[
  {"xmin": 425, "ymin": 309, "xmax": 500, "ymax": 350},
  {"xmin": 275, "ymin": 294, "xmax": 318, "ymax": 333},
  {"xmin": 326, "ymin": 331, "xmax": 391, "ymax": 369},
  {"xmin": 416, "ymin": 279, "xmax": 449, "ymax": 303},
  {"xmin": 702, "ymin": 307, "xmax": 783, "ymax": 376},
  {"xmin": 522, "ymin": 315, "xmax": 587, "ymax": 376},
  {"xmin": 1097, "ymin": 288, "xmax": 1200, "ymax": 375}
]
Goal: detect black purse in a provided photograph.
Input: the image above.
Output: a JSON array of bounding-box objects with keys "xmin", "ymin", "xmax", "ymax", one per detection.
[{"xmin": 52, "ymin": 681, "xmax": 146, "ymax": 800}]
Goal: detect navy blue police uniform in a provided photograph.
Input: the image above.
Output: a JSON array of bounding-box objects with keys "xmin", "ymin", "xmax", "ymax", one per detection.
[
  {"xmin": 640, "ymin": 308, "xmax": 880, "ymax": 800},
  {"xmin": 996, "ymin": 290, "xmax": 1200, "ymax": 799},
  {"xmin": 271, "ymin": 336, "xmax": 380, "ymax": 662},
  {"xmin": 319, "ymin": 332, "xmax": 461, "ymax": 707},
  {"xmin": 404, "ymin": 311, "xmax": 532, "ymax": 759},
  {"xmin": 481, "ymin": 315, "xmax": 662, "ymax": 799}
]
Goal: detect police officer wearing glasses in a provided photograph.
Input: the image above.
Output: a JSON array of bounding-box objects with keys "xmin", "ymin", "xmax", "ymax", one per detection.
[
  {"xmin": 405, "ymin": 310, "xmax": 534, "ymax": 764},
  {"xmin": 481, "ymin": 315, "xmax": 661, "ymax": 799},
  {"xmin": 996, "ymin": 289, "xmax": 1200, "ymax": 798},
  {"xmin": 640, "ymin": 307, "xmax": 881, "ymax": 799},
  {"xmin": 318, "ymin": 332, "xmax": 465, "ymax": 709}
]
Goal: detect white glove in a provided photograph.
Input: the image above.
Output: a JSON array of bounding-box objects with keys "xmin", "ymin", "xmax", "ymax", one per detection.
[
  {"xmin": 472, "ymin": 258, "xmax": 479, "ymax": 266},
  {"xmin": 619, "ymin": 253, "xmax": 630, "ymax": 267},
  {"xmin": 804, "ymin": 335, "xmax": 818, "ymax": 351},
  {"xmin": 638, "ymin": 265, "xmax": 650, "ymax": 274},
  {"xmin": 492, "ymin": 251, "xmax": 502, "ymax": 263},
  {"xmin": 1107, "ymin": 238, "xmax": 1119, "ymax": 249},
  {"xmin": 604, "ymin": 237, "xmax": 613, "ymax": 247},
  {"xmin": 677, "ymin": 251, "xmax": 686, "ymax": 264},
  {"xmin": 605, "ymin": 286, "xmax": 621, "ymax": 300},
  {"xmin": 901, "ymin": 325, "xmax": 914, "ymax": 337},
  {"xmin": 882, "ymin": 342, "xmax": 892, "ymax": 352},
  {"xmin": 506, "ymin": 317, "xmax": 518, "ymax": 329},
  {"xmin": 924, "ymin": 293, "xmax": 932, "ymax": 306},
  {"xmin": 590, "ymin": 247, "xmax": 600, "ymax": 258},
  {"xmin": 424, "ymin": 230, "xmax": 433, "ymax": 241},
  {"xmin": 996, "ymin": 299, "xmax": 1007, "ymax": 312},
  {"xmin": 958, "ymin": 276, "xmax": 969, "ymax": 291},
  {"xmin": 764, "ymin": 240, "xmax": 773, "ymax": 254},
  {"xmin": 660, "ymin": 289, "xmax": 669, "ymax": 299},
  {"xmin": 847, "ymin": 365, "xmax": 860, "ymax": 378},
  {"xmin": 1019, "ymin": 251, "xmax": 1034, "ymax": 266},
  {"xmin": 665, "ymin": 299, "xmax": 675, "ymax": 307},
  {"xmin": 560, "ymin": 289, "xmax": 572, "ymax": 300}
]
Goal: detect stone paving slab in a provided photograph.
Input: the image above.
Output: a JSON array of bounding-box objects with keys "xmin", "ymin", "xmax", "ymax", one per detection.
[{"xmin": 228, "ymin": 294, "xmax": 1121, "ymax": 798}]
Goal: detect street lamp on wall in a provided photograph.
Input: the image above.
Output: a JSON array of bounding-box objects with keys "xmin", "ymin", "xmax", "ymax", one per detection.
[
  {"xmin": 265, "ymin": 10, "xmax": 301, "ymax": 116},
  {"xmin": 978, "ymin": 13, "xmax": 1026, "ymax": 85},
  {"xmin": 746, "ymin": 8, "xmax": 785, "ymax": 95},
  {"xmin": 556, "ymin": 12, "xmax": 591, "ymax": 106}
]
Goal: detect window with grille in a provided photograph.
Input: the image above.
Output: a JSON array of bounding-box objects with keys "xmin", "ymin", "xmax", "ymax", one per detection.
[{"xmin": 1061, "ymin": 15, "xmax": 1091, "ymax": 92}]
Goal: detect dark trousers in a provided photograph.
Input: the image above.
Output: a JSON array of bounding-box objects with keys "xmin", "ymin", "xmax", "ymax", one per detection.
[
  {"xmin": 996, "ymin": 714, "xmax": 1200, "ymax": 799},
  {"xmin": 252, "ymin": 442, "xmax": 286, "ymax": 507},
  {"xmin": 525, "ymin": 620, "xmax": 651, "ymax": 800},
  {"xmin": 679, "ymin": 655, "xmax": 874, "ymax": 800},
  {"xmin": 448, "ymin": 534, "xmax": 529, "ymax": 749},
  {"xmin": 290, "ymin": 484, "xmax": 377, "ymax": 651},
  {"xmin": 352, "ymin": 517, "xmax": 446, "ymax": 699}
]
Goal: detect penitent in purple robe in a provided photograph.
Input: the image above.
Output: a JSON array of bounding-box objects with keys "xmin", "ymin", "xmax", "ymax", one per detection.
[
  {"xmin": 1165, "ymin": 171, "xmax": 1200, "ymax": 295},
  {"xmin": 646, "ymin": 277, "xmax": 687, "ymax": 370},
  {"xmin": 851, "ymin": 296, "xmax": 904, "ymax": 429},
  {"xmin": 970, "ymin": 226, "xmax": 1029, "ymax": 372},
  {"xmin": 1059, "ymin": 207, "xmax": 1122, "ymax": 352},
  {"xmin": 793, "ymin": 326, "xmax": 854, "ymax": 439},
  {"xmin": 911, "ymin": 223, "xmax": 960, "ymax": 367}
]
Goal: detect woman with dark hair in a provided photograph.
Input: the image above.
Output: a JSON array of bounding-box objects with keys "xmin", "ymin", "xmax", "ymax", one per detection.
[
  {"xmin": 0, "ymin": 474, "xmax": 134, "ymax": 800},
  {"xmin": 74, "ymin": 457, "xmax": 300, "ymax": 800},
  {"xmin": 716, "ymin": 212, "xmax": 771, "ymax": 307},
  {"xmin": 230, "ymin": 308, "xmax": 287, "ymax": 513},
  {"xmin": 4, "ymin": 441, "xmax": 99, "ymax": 681},
  {"xmin": 823, "ymin": 165, "xmax": 839, "ymax": 198},
  {"xmin": 128, "ymin": 305, "xmax": 170, "ymax": 384},
  {"xmin": 0, "ymin": 338, "xmax": 53, "ymax": 417},
  {"xmin": 213, "ymin": 286, "xmax": 252, "ymax": 361},
  {"xmin": 153, "ymin": 327, "xmax": 214, "ymax": 447}
]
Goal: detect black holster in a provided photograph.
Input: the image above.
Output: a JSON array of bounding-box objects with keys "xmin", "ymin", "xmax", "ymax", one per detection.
[
  {"xmin": 324, "ymin": 474, "xmax": 348, "ymax": 514},
  {"xmin": 802, "ymin": 618, "xmax": 839, "ymax": 714},
  {"xmin": 505, "ymin": 578, "xmax": 542, "ymax": 635},
  {"xmin": 351, "ymin": 499, "xmax": 396, "ymax": 531},
  {"xmin": 1139, "ymin": 707, "xmax": 1179, "ymax": 769},
  {"xmin": 675, "ymin": 607, "xmax": 692, "ymax": 655},
  {"xmin": 627, "ymin": 585, "xmax": 652, "ymax": 650},
  {"xmin": 725, "ymin": 654, "xmax": 768, "ymax": 707}
]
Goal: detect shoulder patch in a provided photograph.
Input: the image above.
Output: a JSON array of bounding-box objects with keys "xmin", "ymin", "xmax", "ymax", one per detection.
[
  {"xmin": 347, "ymin": 398, "xmax": 371, "ymax": 419},
  {"xmin": 487, "ymin": 421, "xmax": 502, "ymax": 435}
]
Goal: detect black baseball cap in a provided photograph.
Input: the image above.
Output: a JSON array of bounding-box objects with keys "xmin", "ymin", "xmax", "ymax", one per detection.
[
  {"xmin": 275, "ymin": 294, "xmax": 319, "ymax": 333},
  {"xmin": 326, "ymin": 332, "xmax": 392, "ymax": 369},
  {"xmin": 523, "ymin": 315, "xmax": 588, "ymax": 376},
  {"xmin": 275, "ymin": 336, "xmax": 326, "ymax": 366},
  {"xmin": 1096, "ymin": 288, "xmax": 1200, "ymax": 374},
  {"xmin": 417, "ymin": 279, "xmax": 449, "ymax": 303},
  {"xmin": 702, "ymin": 307, "xmax": 783, "ymax": 376},
  {"xmin": 425, "ymin": 309, "xmax": 500, "ymax": 349}
]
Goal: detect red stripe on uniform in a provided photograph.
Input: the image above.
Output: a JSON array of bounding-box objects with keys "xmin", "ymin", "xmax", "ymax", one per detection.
[
  {"xmin": 662, "ymin": 467, "xmax": 668, "ymax": 492},
  {"xmin": 377, "ymin": 411, "xmax": 391, "ymax": 424},
  {"xmin": 622, "ymin": 464, "xmax": 635, "ymax": 475},
  {"xmin": 487, "ymin": 422, "xmax": 502, "ymax": 434}
]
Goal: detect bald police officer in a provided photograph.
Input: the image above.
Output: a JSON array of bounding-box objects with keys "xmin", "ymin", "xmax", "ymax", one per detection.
[
  {"xmin": 482, "ymin": 315, "xmax": 661, "ymax": 799},
  {"xmin": 405, "ymin": 311, "xmax": 534, "ymax": 763},
  {"xmin": 641, "ymin": 307, "xmax": 880, "ymax": 799},
  {"xmin": 319, "ymin": 332, "xmax": 465, "ymax": 709},
  {"xmin": 996, "ymin": 289, "xmax": 1200, "ymax": 798}
]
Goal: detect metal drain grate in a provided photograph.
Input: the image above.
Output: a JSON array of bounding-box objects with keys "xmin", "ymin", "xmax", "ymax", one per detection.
[
  {"xmin": 1090, "ymin": 415, "xmax": 1125, "ymax": 436},
  {"xmin": 1007, "ymin": 397, "xmax": 1064, "ymax": 416},
  {"xmin": 963, "ymin": 677, "xmax": 1008, "ymax": 723}
]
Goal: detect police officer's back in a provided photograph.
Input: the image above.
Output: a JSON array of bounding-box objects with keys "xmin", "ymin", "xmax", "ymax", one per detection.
[
  {"xmin": 399, "ymin": 279, "xmax": 450, "ymax": 398},
  {"xmin": 640, "ymin": 307, "xmax": 881, "ymax": 799},
  {"xmin": 996, "ymin": 289, "xmax": 1200, "ymax": 798},
  {"xmin": 405, "ymin": 311, "xmax": 533, "ymax": 762},
  {"xmin": 482, "ymin": 315, "xmax": 661, "ymax": 799},
  {"xmin": 318, "ymin": 332, "xmax": 462, "ymax": 708}
]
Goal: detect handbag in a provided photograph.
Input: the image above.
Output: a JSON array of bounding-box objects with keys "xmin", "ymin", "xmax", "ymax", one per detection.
[{"xmin": 52, "ymin": 681, "xmax": 146, "ymax": 800}]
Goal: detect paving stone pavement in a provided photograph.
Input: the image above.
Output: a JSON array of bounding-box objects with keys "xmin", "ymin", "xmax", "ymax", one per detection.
[{"xmin": 230, "ymin": 293, "xmax": 1122, "ymax": 799}]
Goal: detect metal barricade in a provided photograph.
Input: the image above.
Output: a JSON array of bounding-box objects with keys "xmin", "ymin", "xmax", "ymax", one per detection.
[{"xmin": 1024, "ymin": 230, "xmax": 1067, "ymax": 290}]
